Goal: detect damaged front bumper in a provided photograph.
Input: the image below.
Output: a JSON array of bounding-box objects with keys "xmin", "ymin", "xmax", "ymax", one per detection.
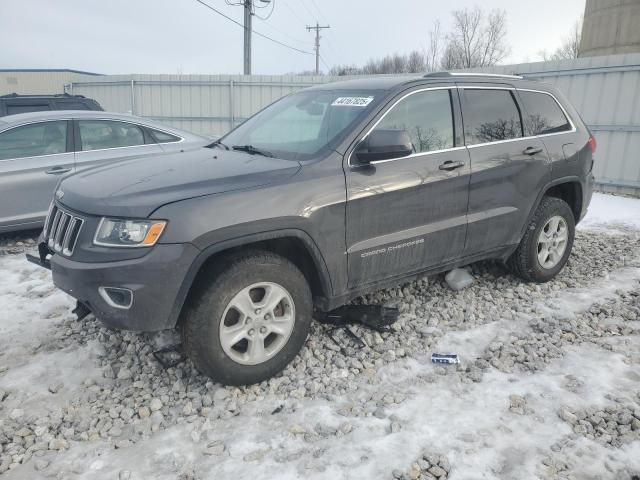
[{"xmin": 27, "ymin": 240, "xmax": 200, "ymax": 332}]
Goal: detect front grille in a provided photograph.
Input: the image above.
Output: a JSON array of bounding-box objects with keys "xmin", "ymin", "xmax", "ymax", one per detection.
[{"xmin": 43, "ymin": 204, "xmax": 84, "ymax": 256}]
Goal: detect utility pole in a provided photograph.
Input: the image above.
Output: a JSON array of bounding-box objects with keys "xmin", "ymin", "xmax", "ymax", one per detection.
[
  {"xmin": 306, "ymin": 22, "xmax": 330, "ymax": 74},
  {"xmin": 243, "ymin": 0, "xmax": 252, "ymax": 75}
]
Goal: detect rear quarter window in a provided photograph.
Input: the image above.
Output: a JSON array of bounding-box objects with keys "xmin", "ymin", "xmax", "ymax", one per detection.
[
  {"xmin": 518, "ymin": 91, "xmax": 572, "ymax": 136},
  {"xmin": 54, "ymin": 101, "xmax": 91, "ymax": 110},
  {"xmin": 149, "ymin": 128, "xmax": 181, "ymax": 143},
  {"xmin": 6, "ymin": 104, "xmax": 51, "ymax": 115}
]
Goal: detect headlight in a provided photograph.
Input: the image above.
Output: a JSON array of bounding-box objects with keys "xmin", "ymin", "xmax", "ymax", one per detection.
[{"xmin": 94, "ymin": 218, "xmax": 166, "ymax": 247}]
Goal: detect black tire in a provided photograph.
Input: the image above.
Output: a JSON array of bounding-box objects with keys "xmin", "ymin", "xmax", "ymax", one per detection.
[
  {"xmin": 181, "ymin": 251, "xmax": 312, "ymax": 386},
  {"xmin": 507, "ymin": 196, "xmax": 575, "ymax": 283}
]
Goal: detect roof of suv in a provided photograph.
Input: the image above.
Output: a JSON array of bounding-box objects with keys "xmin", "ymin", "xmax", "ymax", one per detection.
[{"xmin": 308, "ymin": 72, "xmax": 549, "ymax": 93}]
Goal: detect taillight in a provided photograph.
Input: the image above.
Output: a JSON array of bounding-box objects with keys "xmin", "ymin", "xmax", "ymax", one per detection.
[{"xmin": 587, "ymin": 136, "xmax": 597, "ymax": 153}]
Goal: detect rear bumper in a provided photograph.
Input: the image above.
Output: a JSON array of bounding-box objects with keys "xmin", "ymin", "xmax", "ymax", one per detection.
[{"xmin": 48, "ymin": 242, "xmax": 199, "ymax": 331}]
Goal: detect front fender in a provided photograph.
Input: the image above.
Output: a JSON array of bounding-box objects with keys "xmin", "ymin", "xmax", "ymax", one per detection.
[{"xmin": 165, "ymin": 228, "xmax": 334, "ymax": 328}]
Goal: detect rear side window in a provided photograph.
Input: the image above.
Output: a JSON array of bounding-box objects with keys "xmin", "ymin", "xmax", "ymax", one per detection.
[
  {"xmin": 518, "ymin": 91, "xmax": 572, "ymax": 136},
  {"xmin": 462, "ymin": 89, "xmax": 523, "ymax": 145},
  {"xmin": 0, "ymin": 121, "xmax": 68, "ymax": 160},
  {"xmin": 374, "ymin": 89, "xmax": 454, "ymax": 153},
  {"xmin": 55, "ymin": 101, "xmax": 91, "ymax": 111},
  {"xmin": 149, "ymin": 128, "xmax": 181, "ymax": 143},
  {"xmin": 6, "ymin": 104, "xmax": 50, "ymax": 115},
  {"xmin": 78, "ymin": 120, "xmax": 145, "ymax": 151}
]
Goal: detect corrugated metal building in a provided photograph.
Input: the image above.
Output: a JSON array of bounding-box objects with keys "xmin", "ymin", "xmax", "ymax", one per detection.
[
  {"xmin": 0, "ymin": 69, "xmax": 99, "ymax": 96},
  {"xmin": 580, "ymin": 0, "xmax": 640, "ymax": 57}
]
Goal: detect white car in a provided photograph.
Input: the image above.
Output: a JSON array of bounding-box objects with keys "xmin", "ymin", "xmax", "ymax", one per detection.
[{"xmin": 0, "ymin": 110, "xmax": 211, "ymax": 233}]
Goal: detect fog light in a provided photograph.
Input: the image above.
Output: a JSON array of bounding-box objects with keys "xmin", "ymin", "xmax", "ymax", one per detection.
[{"xmin": 98, "ymin": 287, "xmax": 133, "ymax": 309}]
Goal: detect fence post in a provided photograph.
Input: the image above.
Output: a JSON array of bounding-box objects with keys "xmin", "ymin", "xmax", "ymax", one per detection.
[
  {"xmin": 229, "ymin": 79, "xmax": 235, "ymax": 130},
  {"xmin": 130, "ymin": 79, "xmax": 136, "ymax": 115}
]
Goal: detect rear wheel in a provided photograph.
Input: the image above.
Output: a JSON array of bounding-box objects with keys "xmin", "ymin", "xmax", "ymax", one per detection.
[
  {"xmin": 182, "ymin": 252, "xmax": 312, "ymax": 385},
  {"xmin": 507, "ymin": 196, "xmax": 575, "ymax": 282}
]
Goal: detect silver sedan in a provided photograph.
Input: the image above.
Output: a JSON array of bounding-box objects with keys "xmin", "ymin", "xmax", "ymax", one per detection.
[{"xmin": 0, "ymin": 110, "xmax": 211, "ymax": 233}]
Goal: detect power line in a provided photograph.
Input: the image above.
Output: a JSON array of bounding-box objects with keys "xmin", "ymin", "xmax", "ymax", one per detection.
[
  {"xmin": 260, "ymin": 20, "xmax": 309, "ymax": 47},
  {"xmin": 194, "ymin": 0, "xmax": 313, "ymax": 57},
  {"xmin": 298, "ymin": 0, "xmax": 316, "ymax": 21},
  {"xmin": 281, "ymin": 0, "xmax": 306, "ymax": 24},
  {"xmin": 308, "ymin": 0, "xmax": 329, "ymax": 25},
  {"xmin": 319, "ymin": 54, "xmax": 331, "ymax": 71}
]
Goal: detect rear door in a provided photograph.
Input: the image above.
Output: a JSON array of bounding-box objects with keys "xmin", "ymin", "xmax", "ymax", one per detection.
[
  {"xmin": 345, "ymin": 86, "xmax": 470, "ymax": 288},
  {"xmin": 516, "ymin": 89, "xmax": 578, "ymax": 178},
  {"xmin": 460, "ymin": 85, "xmax": 551, "ymax": 254},
  {"xmin": 73, "ymin": 119, "xmax": 163, "ymax": 172},
  {"xmin": 0, "ymin": 120, "xmax": 74, "ymax": 228}
]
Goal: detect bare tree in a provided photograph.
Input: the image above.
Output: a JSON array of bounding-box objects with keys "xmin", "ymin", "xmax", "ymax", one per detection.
[
  {"xmin": 425, "ymin": 21, "xmax": 442, "ymax": 72},
  {"xmin": 327, "ymin": 6, "xmax": 509, "ymax": 75},
  {"xmin": 407, "ymin": 50, "xmax": 426, "ymax": 72},
  {"xmin": 443, "ymin": 7, "xmax": 509, "ymax": 69},
  {"xmin": 540, "ymin": 19, "xmax": 582, "ymax": 61}
]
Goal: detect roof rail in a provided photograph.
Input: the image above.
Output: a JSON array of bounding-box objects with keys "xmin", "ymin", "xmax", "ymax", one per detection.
[
  {"xmin": 0, "ymin": 93, "xmax": 86, "ymax": 98},
  {"xmin": 423, "ymin": 71, "xmax": 523, "ymax": 79}
]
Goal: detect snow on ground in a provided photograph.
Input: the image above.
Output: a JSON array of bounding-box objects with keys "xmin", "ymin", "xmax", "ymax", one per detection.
[
  {"xmin": 578, "ymin": 192, "xmax": 640, "ymax": 233},
  {"xmin": 0, "ymin": 193, "xmax": 639, "ymax": 480}
]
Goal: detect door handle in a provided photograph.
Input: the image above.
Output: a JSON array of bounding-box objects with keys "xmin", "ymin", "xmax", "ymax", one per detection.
[
  {"xmin": 523, "ymin": 146, "xmax": 543, "ymax": 156},
  {"xmin": 45, "ymin": 166, "xmax": 72, "ymax": 175},
  {"xmin": 438, "ymin": 160, "xmax": 465, "ymax": 171}
]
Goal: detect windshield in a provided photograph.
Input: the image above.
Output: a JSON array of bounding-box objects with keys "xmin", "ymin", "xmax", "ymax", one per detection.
[{"xmin": 217, "ymin": 89, "xmax": 382, "ymax": 161}]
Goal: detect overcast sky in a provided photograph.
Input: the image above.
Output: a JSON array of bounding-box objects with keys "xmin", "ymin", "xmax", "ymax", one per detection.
[{"xmin": 0, "ymin": 0, "xmax": 585, "ymax": 75}]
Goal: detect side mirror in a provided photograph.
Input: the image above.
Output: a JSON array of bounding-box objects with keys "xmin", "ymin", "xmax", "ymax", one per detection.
[{"xmin": 353, "ymin": 129, "xmax": 413, "ymax": 165}]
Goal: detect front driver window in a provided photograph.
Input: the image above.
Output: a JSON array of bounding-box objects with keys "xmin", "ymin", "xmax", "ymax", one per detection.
[
  {"xmin": 374, "ymin": 89, "xmax": 455, "ymax": 154},
  {"xmin": 0, "ymin": 121, "xmax": 67, "ymax": 160}
]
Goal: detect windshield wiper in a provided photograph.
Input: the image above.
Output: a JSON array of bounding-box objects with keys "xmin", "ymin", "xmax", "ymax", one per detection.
[
  {"xmin": 231, "ymin": 144, "xmax": 274, "ymax": 158},
  {"xmin": 207, "ymin": 139, "xmax": 229, "ymax": 150}
]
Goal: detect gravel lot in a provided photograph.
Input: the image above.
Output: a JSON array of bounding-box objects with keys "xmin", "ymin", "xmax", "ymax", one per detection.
[{"xmin": 0, "ymin": 193, "xmax": 639, "ymax": 480}]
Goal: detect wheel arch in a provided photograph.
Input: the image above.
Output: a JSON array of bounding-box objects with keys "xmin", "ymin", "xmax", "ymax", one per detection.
[
  {"xmin": 505, "ymin": 177, "xmax": 584, "ymax": 261},
  {"xmin": 543, "ymin": 180, "xmax": 583, "ymax": 223},
  {"xmin": 168, "ymin": 229, "xmax": 333, "ymax": 328}
]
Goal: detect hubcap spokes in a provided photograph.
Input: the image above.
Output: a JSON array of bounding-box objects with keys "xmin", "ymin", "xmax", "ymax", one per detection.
[
  {"xmin": 219, "ymin": 282, "xmax": 295, "ymax": 365},
  {"xmin": 537, "ymin": 215, "xmax": 568, "ymax": 269}
]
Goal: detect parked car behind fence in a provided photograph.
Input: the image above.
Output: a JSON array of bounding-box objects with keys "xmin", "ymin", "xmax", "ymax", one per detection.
[
  {"xmin": 0, "ymin": 93, "xmax": 102, "ymax": 116},
  {"xmin": 0, "ymin": 110, "xmax": 211, "ymax": 233}
]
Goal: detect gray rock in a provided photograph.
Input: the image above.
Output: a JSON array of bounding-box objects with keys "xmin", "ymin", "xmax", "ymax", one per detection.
[{"xmin": 445, "ymin": 268, "xmax": 474, "ymax": 291}]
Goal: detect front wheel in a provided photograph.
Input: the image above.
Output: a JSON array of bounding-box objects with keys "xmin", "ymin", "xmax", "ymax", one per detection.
[
  {"xmin": 507, "ymin": 196, "xmax": 576, "ymax": 283},
  {"xmin": 181, "ymin": 252, "xmax": 312, "ymax": 385}
]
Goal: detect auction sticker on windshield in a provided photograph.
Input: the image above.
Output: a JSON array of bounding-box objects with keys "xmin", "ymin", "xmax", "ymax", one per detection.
[{"xmin": 331, "ymin": 96, "xmax": 374, "ymax": 107}]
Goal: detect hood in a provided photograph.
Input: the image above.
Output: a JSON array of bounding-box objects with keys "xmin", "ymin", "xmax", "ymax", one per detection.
[{"xmin": 58, "ymin": 148, "xmax": 301, "ymax": 218}]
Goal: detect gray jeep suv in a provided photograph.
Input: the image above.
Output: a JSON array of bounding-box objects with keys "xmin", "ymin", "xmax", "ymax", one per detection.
[{"xmin": 30, "ymin": 72, "xmax": 595, "ymax": 385}]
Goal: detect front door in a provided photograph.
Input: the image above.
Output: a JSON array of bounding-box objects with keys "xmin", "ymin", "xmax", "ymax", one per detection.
[
  {"xmin": 0, "ymin": 120, "xmax": 75, "ymax": 229},
  {"xmin": 345, "ymin": 87, "xmax": 470, "ymax": 288}
]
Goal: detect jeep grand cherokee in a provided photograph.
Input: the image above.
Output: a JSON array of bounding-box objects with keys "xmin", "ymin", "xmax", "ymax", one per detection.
[{"xmin": 30, "ymin": 72, "xmax": 595, "ymax": 385}]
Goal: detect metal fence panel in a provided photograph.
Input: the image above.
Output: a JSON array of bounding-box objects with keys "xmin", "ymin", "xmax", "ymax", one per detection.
[{"xmin": 6, "ymin": 53, "xmax": 636, "ymax": 194}]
